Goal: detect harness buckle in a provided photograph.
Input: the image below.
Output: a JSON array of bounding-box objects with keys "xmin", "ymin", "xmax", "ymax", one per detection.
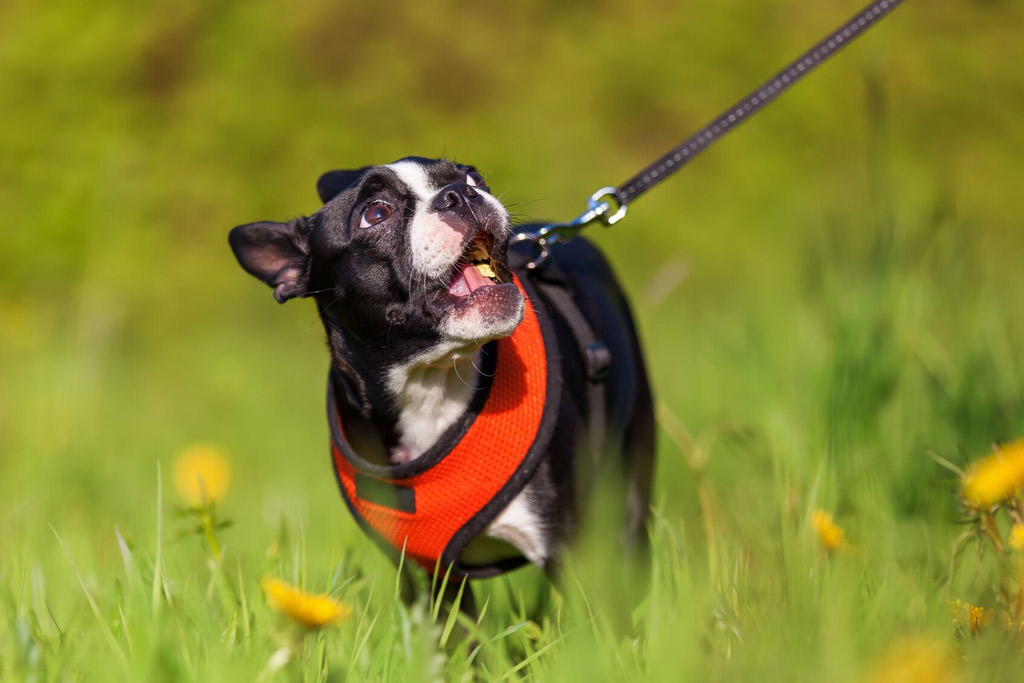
[{"xmin": 584, "ymin": 341, "xmax": 612, "ymax": 382}]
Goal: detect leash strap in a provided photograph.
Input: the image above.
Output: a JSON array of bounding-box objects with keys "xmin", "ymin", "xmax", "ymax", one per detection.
[
  {"xmin": 512, "ymin": 0, "xmax": 907, "ymax": 268},
  {"xmin": 616, "ymin": 0, "xmax": 906, "ymax": 206}
]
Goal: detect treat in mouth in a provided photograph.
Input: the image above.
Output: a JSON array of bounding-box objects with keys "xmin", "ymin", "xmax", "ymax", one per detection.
[
  {"xmin": 469, "ymin": 240, "xmax": 497, "ymax": 280},
  {"xmin": 448, "ymin": 232, "xmax": 503, "ymax": 298}
]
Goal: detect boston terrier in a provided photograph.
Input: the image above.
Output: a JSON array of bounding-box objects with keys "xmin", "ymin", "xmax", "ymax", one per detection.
[{"xmin": 229, "ymin": 157, "xmax": 654, "ymax": 606}]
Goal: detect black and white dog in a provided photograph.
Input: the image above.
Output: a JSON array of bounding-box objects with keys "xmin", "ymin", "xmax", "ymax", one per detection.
[{"xmin": 229, "ymin": 157, "xmax": 654, "ymax": 593}]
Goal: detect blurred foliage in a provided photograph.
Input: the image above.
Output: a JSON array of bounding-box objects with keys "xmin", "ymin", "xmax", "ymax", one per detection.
[{"xmin": 2, "ymin": 0, "xmax": 1024, "ymax": 680}]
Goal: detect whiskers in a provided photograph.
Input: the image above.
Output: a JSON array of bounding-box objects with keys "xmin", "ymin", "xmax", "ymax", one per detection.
[
  {"xmin": 303, "ymin": 287, "xmax": 337, "ymax": 297},
  {"xmin": 304, "ymin": 287, "xmax": 341, "ymax": 333},
  {"xmin": 451, "ymin": 356, "xmax": 475, "ymax": 390},
  {"xmin": 470, "ymin": 342, "xmax": 496, "ymax": 378}
]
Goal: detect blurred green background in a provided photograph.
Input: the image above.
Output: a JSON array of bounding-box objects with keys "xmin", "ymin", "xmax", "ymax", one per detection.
[{"xmin": 3, "ymin": 0, "xmax": 1024, "ymax": 679}]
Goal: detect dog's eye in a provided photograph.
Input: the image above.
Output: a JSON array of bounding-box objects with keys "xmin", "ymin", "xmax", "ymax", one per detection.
[
  {"xmin": 359, "ymin": 202, "xmax": 393, "ymax": 228},
  {"xmin": 466, "ymin": 171, "xmax": 486, "ymax": 189}
]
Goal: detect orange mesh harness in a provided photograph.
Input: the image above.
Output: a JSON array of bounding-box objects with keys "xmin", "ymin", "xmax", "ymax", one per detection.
[{"xmin": 328, "ymin": 274, "xmax": 561, "ymax": 578}]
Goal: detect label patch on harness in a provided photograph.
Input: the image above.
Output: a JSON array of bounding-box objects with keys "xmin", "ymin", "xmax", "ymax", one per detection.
[{"xmin": 355, "ymin": 474, "xmax": 416, "ymax": 513}]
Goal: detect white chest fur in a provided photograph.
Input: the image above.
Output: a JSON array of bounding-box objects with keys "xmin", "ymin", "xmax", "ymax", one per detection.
[
  {"xmin": 389, "ymin": 359, "xmax": 477, "ymax": 461},
  {"xmin": 387, "ymin": 355, "xmax": 548, "ymax": 566}
]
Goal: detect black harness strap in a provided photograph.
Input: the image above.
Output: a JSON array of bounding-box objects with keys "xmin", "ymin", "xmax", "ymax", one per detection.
[
  {"xmin": 510, "ymin": 241, "xmax": 611, "ymax": 464},
  {"xmin": 533, "ymin": 277, "xmax": 610, "ymax": 465}
]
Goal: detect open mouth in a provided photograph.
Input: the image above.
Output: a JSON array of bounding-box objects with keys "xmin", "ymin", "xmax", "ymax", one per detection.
[
  {"xmin": 447, "ymin": 231, "xmax": 504, "ymax": 299},
  {"xmin": 433, "ymin": 228, "xmax": 524, "ymax": 339}
]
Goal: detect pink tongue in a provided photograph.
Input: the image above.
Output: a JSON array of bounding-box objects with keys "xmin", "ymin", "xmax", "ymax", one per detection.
[{"xmin": 449, "ymin": 263, "xmax": 492, "ymax": 297}]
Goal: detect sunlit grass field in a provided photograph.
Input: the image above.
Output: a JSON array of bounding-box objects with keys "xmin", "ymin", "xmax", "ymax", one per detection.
[{"xmin": 3, "ymin": 0, "xmax": 1024, "ymax": 680}]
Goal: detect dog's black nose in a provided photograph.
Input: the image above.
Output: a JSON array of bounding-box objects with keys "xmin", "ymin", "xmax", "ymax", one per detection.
[{"xmin": 431, "ymin": 182, "xmax": 480, "ymax": 212}]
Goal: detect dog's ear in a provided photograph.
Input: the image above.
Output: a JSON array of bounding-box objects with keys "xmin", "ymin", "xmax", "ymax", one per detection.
[
  {"xmin": 317, "ymin": 167, "xmax": 369, "ymax": 204},
  {"xmin": 228, "ymin": 218, "xmax": 310, "ymax": 303}
]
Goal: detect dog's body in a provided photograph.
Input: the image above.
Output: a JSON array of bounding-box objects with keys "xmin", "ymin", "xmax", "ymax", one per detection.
[{"xmin": 230, "ymin": 157, "xmax": 654, "ymax": 587}]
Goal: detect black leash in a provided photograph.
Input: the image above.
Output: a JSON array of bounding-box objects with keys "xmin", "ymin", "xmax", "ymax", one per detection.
[{"xmin": 512, "ymin": 0, "xmax": 908, "ymax": 268}]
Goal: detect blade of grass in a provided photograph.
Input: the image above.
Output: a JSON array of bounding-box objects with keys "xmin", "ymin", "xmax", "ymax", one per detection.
[
  {"xmin": 118, "ymin": 604, "xmax": 133, "ymax": 652},
  {"xmin": 499, "ymin": 634, "xmax": 564, "ymax": 681},
  {"xmin": 152, "ymin": 459, "xmax": 163, "ymax": 614},
  {"xmin": 393, "ymin": 539, "xmax": 408, "ymax": 601},
  {"xmin": 206, "ymin": 543, "xmax": 226, "ymax": 602},
  {"xmin": 438, "ymin": 578, "xmax": 467, "ymax": 648},
  {"xmin": 350, "ymin": 605, "xmax": 382, "ymax": 672},
  {"xmin": 50, "ymin": 524, "xmax": 128, "ymax": 668},
  {"xmin": 237, "ymin": 560, "xmax": 251, "ymax": 652},
  {"xmin": 114, "ymin": 525, "xmax": 139, "ymax": 589},
  {"xmin": 432, "ymin": 564, "xmax": 454, "ymax": 622},
  {"xmin": 467, "ymin": 621, "xmax": 529, "ymax": 666},
  {"xmin": 451, "ymin": 594, "xmax": 490, "ymax": 660}
]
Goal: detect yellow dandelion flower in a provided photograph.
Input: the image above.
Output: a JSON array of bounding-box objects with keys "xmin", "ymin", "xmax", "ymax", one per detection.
[
  {"xmin": 261, "ymin": 578, "xmax": 352, "ymax": 629},
  {"xmin": 947, "ymin": 599, "xmax": 993, "ymax": 634},
  {"xmin": 962, "ymin": 439, "xmax": 1024, "ymax": 507},
  {"xmin": 862, "ymin": 635, "xmax": 954, "ymax": 683},
  {"xmin": 968, "ymin": 605, "xmax": 992, "ymax": 633},
  {"xmin": 1010, "ymin": 524, "xmax": 1024, "ymax": 551},
  {"xmin": 812, "ymin": 509, "xmax": 846, "ymax": 553},
  {"xmin": 173, "ymin": 444, "xmax": 231, "ymax": 506}
]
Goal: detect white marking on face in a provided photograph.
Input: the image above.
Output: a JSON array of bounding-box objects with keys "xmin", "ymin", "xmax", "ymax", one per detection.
[
  {"xmin": 387, "ymin": 161, "xmax": 511, "ymax": 281},
  {"xmin": 410, "ymin": 215, "xmax": 465, "ymax": 279},
  {"xmin": 387, "ymin": 161, "xmax": 462, "ymax": 279},
  {"xmin": 387, "ymin": 160, "xmax": 434, "ymax": 202}
]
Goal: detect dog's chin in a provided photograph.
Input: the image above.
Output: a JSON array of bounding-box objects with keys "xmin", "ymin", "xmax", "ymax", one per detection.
[{"xmin": 439, "ymin": 281, "xmax": 525, "ymax": 345}]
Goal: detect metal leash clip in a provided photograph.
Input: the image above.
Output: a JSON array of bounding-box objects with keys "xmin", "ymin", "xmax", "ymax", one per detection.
[{"xmin": 510, "ymin": 187, "xmax": 628, "ymax": 270}]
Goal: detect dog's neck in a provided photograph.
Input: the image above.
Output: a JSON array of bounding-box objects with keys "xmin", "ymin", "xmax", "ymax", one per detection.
[
  {"xmin": 322, "ymin": 305, "xmax": 485, "ymax": 463},
  {"xmin": 385, "ymin": 354, "xmax": 480, "ymax": 463},
  {"xmin": 328, "ymin": 338, "xmax": 481, "ymax": 465}
]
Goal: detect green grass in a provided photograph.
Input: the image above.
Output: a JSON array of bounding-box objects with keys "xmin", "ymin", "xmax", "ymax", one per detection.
[{"xmin": 3, "ymin": 0, "xmax": 1024, "ymax": 680}]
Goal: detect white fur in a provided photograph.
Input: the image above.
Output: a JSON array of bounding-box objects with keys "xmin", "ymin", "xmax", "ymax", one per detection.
[
  {"xmin": 388, "ymin": 161, "xmax": 459, "ymax": 279},
  {"xmin": 439, "ymin": 294, "xmax": 525, "ymax": 344},
  {"xmin": 387, "ymin": 354, "xmax": 479, "ymax": 459},
  {"xmin": 485, "ymin": 494, "xmax": 546, "ymax": 567},
  {"xmin": 387, "ymin": 160, "xmax": 434, "ymax": 201},
  {"xmin": 409, "ymin": 213, "xmax": 465, "ymax": 279},
  {"xmin": 387, "ymin": 350, "xmax": 546, "ymax": 564}
]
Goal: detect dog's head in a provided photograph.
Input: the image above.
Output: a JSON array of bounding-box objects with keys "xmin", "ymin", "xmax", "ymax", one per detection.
[{"xmin": 229, "ymin": 157, "xmax": 525, "ymax": 372}]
